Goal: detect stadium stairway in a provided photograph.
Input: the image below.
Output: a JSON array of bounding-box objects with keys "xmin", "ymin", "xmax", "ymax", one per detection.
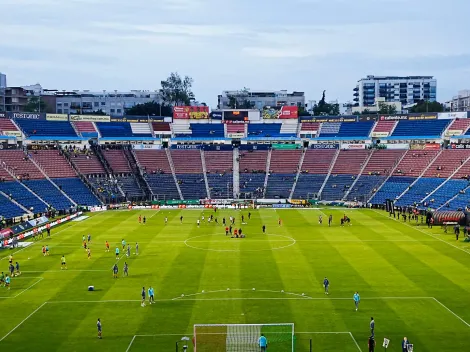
[
  {"xmin": 317, "ymin": 149, "xmax": 340, "ymax": 199},
  {"xmin": 342, "ymin": 150, "xmax": 375, "ymax": 200},
  {"xmin": 233, "ymin": 148, "xmax": 240, "ymax": 197},
  {"xmin": 200, "ymin": 149, "xmax": 212, "ymax": 198},
  {"xmin": 238, "ymin": 150, "xmax": 268, "ymax": 198},
  {"xmin": 289, "ymin": 148, "xmax": 306, "ymax": 199},
  {"xmin": 124, "ymin": 148, "xmax": 152, "ymax": 199},
  {"xmin": 165, "ymin": 149, "xmax": 184, "ymax": 200},
  {"xmin": 93, "ymin": 146, "xmax": 126, "ymax": 199},
  {"xmin": 262, "ymin": 149, "xmax": 272, "ymax": 197}
]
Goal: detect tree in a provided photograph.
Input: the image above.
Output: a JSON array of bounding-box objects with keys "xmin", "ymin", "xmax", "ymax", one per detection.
[
  {"xmin": 378, "ymin": 103, "xmax": 397, "ymax": 115},
  {"xmin": 125, "ymin": 101, "xmax": 172, "ymax": 116},
  {"xmin": 312, "ymin": 90, "xmax": 340, "ymax": 116},
  {"xmin": 408, "ymin": 100, "xmax": 445, "ymax": 113},
  {"xmin": 160, "ymin": 72, "xmax": 194, "ymax": 106},
  {"xmin": 24, "ymin": 96, "xmax": 47, "ymax": 113},
  {"xmin": 298, "ymin": 106, "xmax": 311, "ymax": 116}
]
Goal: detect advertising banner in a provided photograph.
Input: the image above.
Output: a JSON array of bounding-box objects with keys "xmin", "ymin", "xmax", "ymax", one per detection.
[
  {"xmin": 371, "ymin": 132, "xmax": 389, "ymax": 138},
  {"xmin": 46, "ymin": 113, "xmax": 69, "ymax": 121},
  {"xmin": 9, "ymin": 112, "xmax": 46, "ymax": 120},
  {"xmin": 310, "ymin": 143, "xmax": 339, "ymax": 149},
  {"xmin": 300, "ymin": 115, "xmax": 357, "ymax": 123},
  {"xmin": 132, "ymin": 144, "xmax": 163, "ymax": 150},
  {"xmin": 445, "ymin": 130, "xmax": 464, "ymax": 137},
  {"xmin": 111, "ymin": 115, "xmax": 165, "ymax": 122},
  {"xmin": 379, "ymin": 115, "xmax": 408, "ymax": 121},
  {"xmin": 0, "ymin": 112, "xmax": 7, "ymax": 118},
  {"xmin": 69, "ymin": 114, "xmax": 111, "ymax": 122},
  {"xmin": 386, "ymin": 143, "xmax": 409, "ymax": 150},
  {"xmin": 28, "ymin": 216, "xmax": 49, "ymax": 227},
  {"xmin": 272, "ymin": 144, "xmax": 300, "ymax": 150},
  {"xmin": 438, "ymin": 112, "xmax": 469, "ymax": 119},
  {"xmin": 171, "ymin": 144, "xmax": 202, "ymax": 150},
  {"xmin": 90, "ymin": 206, "xmax": 107, "ymax": 212},
  {"xmin": 211, "ymin": 111, "xmax": 223, "ymax": 120},
  {"xmin": 272, "ymin": 204, "xmax": 292, "ymax": 208},
  {"xmin": 341, "ymin": 143, "xmax": 366, "ymax": 150},
  {"xmin": 10, "ymin": 221, "xmax": 33, "ymax": 235},
  {"xmin": 173, "ymin": 106, "xmax": 209, "ymax": 119},
  {"xmin": 450, "ymin": 143, "xmax": 470, "ymax": 149},
  {"xmin": 239, "ymin": 144, "xmax": 271, "ymax": 151},
  {"xmin": 410, "ymin": 143, "xmax": 441, "ymax": 150},
  {"xmin": 2, "ymin": 131, "xmax": 22, "ymax": 137},
  {"xmin": 227, "ymin": 133, "xmax": 245, "ymax": 138},
  {"xmin": 407, "ymin": 113, "xmax": 438, "ymax": 120},
  {"xmin": 0, "ymin": 228, "xmax": 13, "ymax": 240},
  {"xmin": 263, "ymin": 106, "xmax": 298, "ymax": 119}
]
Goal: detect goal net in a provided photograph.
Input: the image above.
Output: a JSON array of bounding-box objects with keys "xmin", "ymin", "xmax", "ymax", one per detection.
[{"xmin": 193, "ymin": 323, "xmax": 295, "ymax": 352}]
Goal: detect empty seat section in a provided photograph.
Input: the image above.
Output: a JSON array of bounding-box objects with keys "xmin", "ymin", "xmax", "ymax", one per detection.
[
  {"xmin": 152, "ymin": 122, "xmax": 172, "ymax": 137},
  {"xmin": 370, "ymin": 177, "xmax": 415, "ymax": 204},
  {"xmin": 117, "ymin": 175, "xmax": 145, "ymax": 199},
  {"xmin": 0, "ymin": 119, "xmax": 20, "ymax": 134},
  {"xmin": 191, "ymin": 124, "xmax": 224, "ymax": 138},
  {"xmin": 239, "ymin": 151, "xmax": 267, "ymax": 197},
  {"xmin": 96, "ymin": 122, "xmax": 151, "ymax": 137},
  {"xmin": 445, "ymin": 185, "xmax": 470, "ymax": 210},
  {"xmin": 73, "ymin": 121, "xmax": 98, "ymax": 137},
  {"xmin": 226, "ymin": 124, "xmax": 245, "ymax": 138},
  {"xmin": 103, "ymin": 150, "xmax": 132, "ymax": 173},
  {"xmin": 31, "ymin": 150, "xmax": 76, "ymax": 178},
  {"xmin": 24, "ymin": 179, "xmax": 74, "ymax": 210},
  {"xmin": 279, "ymin": 121, "xmax": 298, "ymax": 136},
  {"xmin": 321, "ymin": 150, "xmax": 370, "ymax": 200},
  {"xmin": 134, "ymin": 150, "xmax": 179, "ymax": 199},
  {"xmin": 300, "ymin": 122, "xmax": 320, "ymax": 137},
  {"xmin": 0, "ymin": 192, "xmax": 26, "ymax": 219},
  {"xmin": 248, "ymin": 124, "xmax": 282, "ymax": 137},
  {"xmin": 391, "ymin": 120, "xmax": 450, "ymax": 137},
  {"xmin": 53, "ymin": 178, "xmax": 101, "ymax": 206},
  {"xmin": 0, "ymin": 182, "xmax": 47, "ymax": 212},
  {"xmin": 171, "ymin": 150, "xmax": 207, "ymax": 199},
  {"xmin": 130, "ymin": 123, "xmax": 152, "ymax": 136},
  {"xmin": 448, "ymin": 118, "xmax": 470, "ymax": 135},
  {"xmin": 392, "ymin": 150, "xmax": 439, "ymax": 177},
  {"xmin": 423, "ymin": 179, "xmax": 469, "ymax": 209},
  {"xmin": 423, "ymin": 149, "xmax": 470, "ymax": 178},
  {"xmin": 346, "ymin": 150, "xmax": 405, "ymax": 201},
  {"xmin": 371, "ymin": 121, "xmax": 396, "ymax": 137},
  {"xmin": 395, "ymin": 177, "xmax": 446, "ymax": 206},
  {"xmin": 265, "ymin": 150, "xmax": 301, "ymax": 198},
  {"xmin": 336, "ymin": 121, "xmax": 374, "ymax": 138},
  {"xmin": 205, "ymin": 151, "xmax": 233, "ymax": 199},
  {"xmin": 0, "ymin": 150, "xmax": 44, "ymax": 179},
  {"xmin": 69, "ymin": 153, "xmax": 106, "ymax": 175},
  {"xmin": 15, "ymin": 120, "xmax": 77, "ymax": 137},
  {"xmin": 292, "ymin": 149, "xmax": 336, "ymax": 198},
  {"xmin": 319, "ymin": 123, "xmax": 341, "ymax": 137}
]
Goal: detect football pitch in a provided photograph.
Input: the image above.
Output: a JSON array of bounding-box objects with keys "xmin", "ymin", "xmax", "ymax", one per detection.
[{"xmin": 1, "ymin": 208, "xmax": 470, "ymax": 351}]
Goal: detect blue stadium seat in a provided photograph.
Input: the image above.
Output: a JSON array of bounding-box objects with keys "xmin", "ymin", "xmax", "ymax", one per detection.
[
  {"xmin": 248, "ymin": 124, "xmax": 283, "ymax": 137},
  {"xmin": 292, "ymin": 174, "xmax": 326, "ymax": 199},
  {"xmin": 391, "ymin": 120, "xmax": 450, "ymax": 137},
  {"xmin": 395, "ymin": 178, "xmax": 446, "ymax": 207},
  {"xmin": 24, "ymin": 180, "xmax": 74, "ymax": 210},
  {"xmin": 423, "ymin": 179, "xmax": 469, "ymax": 209},
  {"xmin": 96, "ymin": 122, "xmax": 152, "ymax": 137},
  {"xmin": 0, "ymin": 182, "xmax": 48, "ymax": 213},
  {"xmin": 15, "ymin": 120, "xmax": 77, "ymax": 137},
  {"xmin": 0, "ymin": 193, "xmax": 27, "ymax": 218},
  {"xmin": 176, "ymin": 174, "xmax": 207, "ymax": 199},
  {"xmin": 321, "ymin": 174, "xmax": 356, "ymax": 200},
  {"xmin": 190, "ymin": 124, "xmax": 224, "ymax": 138},
  {"xmin": 207, "ymin": 174, "xmax": 233, "ymax": 198},
  {"xmin": 370, "ymin": 177, "xmax": 415, "ymax": 204},
  {"xmin": 265, "ymin": 174, "xmax": 296, "ymax": 198},
  {"xmin": 145, "ymin": 174, "xmax": 180, "ymax": 200},
  {"xmin": 53, "ymin": 178, "xmax": 101, "ymax": 206},
  {"xmin": 320, "ymin": 122, "xmax": 374, "ymax": 138},
  {"xmin": 239, "ymin": 173, "xmax": 265, "ymax": 198},
  {"xmin": 117, "ymin": 176, "xmax": 145, "ymax": 199},
  {"xmin": 346, "ymin": 175, "xmax": 386, "ymax": 201}
]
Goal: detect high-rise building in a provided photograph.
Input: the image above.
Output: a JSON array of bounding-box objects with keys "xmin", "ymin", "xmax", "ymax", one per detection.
[
  {"xmin": 353, "ymin": 75, "xmax": 437, "ymax": 107},
  {"xmin": 0, "ymin": 72, "xmax": 6, "ymax": 112},
  {"xmin": 218, "ymin": 89, "xmax": 305, "ymax": 110}
]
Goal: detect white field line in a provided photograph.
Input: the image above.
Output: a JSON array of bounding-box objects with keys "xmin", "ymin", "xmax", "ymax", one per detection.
[
  {"xmin": 22, "ymin": 270, "xmax": 108, "ymax": 273},
  {"xmin": 0, "ymin": 277, "xmax": 44, "ymax": 299},
  {"xmin": 171, "ymin": 288, "xmax": 312, "ymax": 300},
  {"xmin": 432, "ymin": 297, "xmax": 470, "ymax": 328},
  {"xmin": 349, "ymin": 332, "xmax": 363, "ymax": 351},
  {"xmin": 125, "ymin": 335, "xmax": 136, "ymax": 352},
  {"xmin": 372, "ymin": 209, "xmax": 470, "ymax": 255},
  {"xmin": 0, "ymin": 302, "xmax": 47, "ymax": 342},
  {"xmin": 0, "ymin": 212, "xmax": 102, "ymax": 261}
]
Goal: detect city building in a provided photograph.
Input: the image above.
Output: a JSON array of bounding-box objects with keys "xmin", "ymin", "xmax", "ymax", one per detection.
[
  {"xmin": 4, "ymin": 87, "xmax": 29, "ymax": 112},
  {"xmin": 447, "ymin": 90, "xmax": 470, "ymax": 112},
  {"xmin": 353, "ymin": 75, "xmax": 437, "ymax": 107},
  {"xmin": 218, "ymin": 89, "xmax": 305, "ymax": 110},
  {"xmin": 48, "ymin": 90, "xmax": 162, "ymax": 116},
  {"xmin": 0, "ymin": 72, "xmax": 6, "ymax": 112},
  {"xmin": 351, "ymin": 97, "xmax": 402, "ymax": 115}
]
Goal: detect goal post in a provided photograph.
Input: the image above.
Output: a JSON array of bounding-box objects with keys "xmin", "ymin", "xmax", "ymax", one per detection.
[{"xmin": 193, "ymin": 323, "xmax": 295, "ymax": 352}]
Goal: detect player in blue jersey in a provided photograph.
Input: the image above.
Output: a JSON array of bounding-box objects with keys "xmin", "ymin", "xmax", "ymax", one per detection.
[
  {"xmin": 258, "ymin": 334, "xmax": 268, "ymax": 351},
  {"xmin": 115, "ymin": 246, "xmax": 120, "ymax": 259},
  {"xmin": 353, "ymin": 292, "xmax": 360, "ymax": 311},
  {"xmin": 323, "ymin": 277, "xmax": 329, "ymax": 295},
  {"xmin": 121, "ymin": 239, "xmax": 126, "ymax": 250},
  {"xmin": 148, "ymin": 286, "xmax": 155, "ymax": 304},
  {"xmin": 97, "ymin": 318, "xmax": 102, "ymax": 339},
  {"xmin": 123, "ymin": 262, "xmax": 129, "ymax": 277},
  {"xmin": 112, "ymin": 264, "xmax": 118, "ymax": 279},
  {"xmin": 5, "ymin": 275, "xmax": 11, "ymax": 290},
  {"xmin": 127, "ymin": 244, "xmax": 131, "ymax": 257},
  {"xmin": 141, "ymin": 287, "xmax": 146, "ymax": 307}
]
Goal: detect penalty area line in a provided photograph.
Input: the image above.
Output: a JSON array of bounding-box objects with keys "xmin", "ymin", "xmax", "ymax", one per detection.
[{"xmin": 0, "ymin": 302, "xmax": 48, "ymax": 342}]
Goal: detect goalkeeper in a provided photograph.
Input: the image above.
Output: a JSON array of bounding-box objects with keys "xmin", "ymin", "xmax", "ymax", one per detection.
[{"xmin": 258, "ymin": 334, "xmax": 268, "ymax": 351}]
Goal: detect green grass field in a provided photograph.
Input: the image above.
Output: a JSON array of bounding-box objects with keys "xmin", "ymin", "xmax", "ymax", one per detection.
[{"xmin": 1, "ymin": 208, "xmax": 470, "ymax": 352}]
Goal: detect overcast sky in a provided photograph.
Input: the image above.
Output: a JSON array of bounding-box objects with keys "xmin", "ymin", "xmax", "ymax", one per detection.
[{"xmin": 1, "ymin": 0, "xmax": 469, "ymax": 107}]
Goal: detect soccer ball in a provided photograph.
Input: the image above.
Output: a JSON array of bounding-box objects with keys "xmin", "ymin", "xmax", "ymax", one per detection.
[
  {"xmin": 252, "ymin": 288, "xmax": 255, "ymax": 291},
  {"xmin": 227, "ymin": 288, "xmax": 230, "ymax": 291},
  {"xmin": 202, "ymin": 290, "xmax": 205, "ymax": 293},
  {"xmin": 181, "ymin": 294, "xmax": 184, "ymax": 297},
  {"xmin": 281, "ymin": 290, "xmax": 284, "ymax": 293}
]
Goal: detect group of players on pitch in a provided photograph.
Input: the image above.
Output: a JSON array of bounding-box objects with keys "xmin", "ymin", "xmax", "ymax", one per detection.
[{"xmin": 1, "ymin": 254, "xmax": 20, "ymax": 290}]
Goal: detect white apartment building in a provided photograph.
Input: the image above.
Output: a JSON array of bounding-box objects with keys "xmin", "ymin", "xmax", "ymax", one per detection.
[
  {"xmin": 51, "ymin": 90, "xmax": 162, "ymax": 116},
  {"xmin": 353, "ymin": 75, "xmax": 437, "ymax": 107},
  {"xmin": 218, "ymin": 89, "xmax": 305, "ymax": 110},
  {"xmin": 447, "ymin": 90, "xmax": 470, "ymax": 112}
]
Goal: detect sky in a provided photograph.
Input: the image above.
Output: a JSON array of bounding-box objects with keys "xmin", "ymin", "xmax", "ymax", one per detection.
[{"xmin": 1, "ymin": 0, "xmax": 470, "ymax": 108}]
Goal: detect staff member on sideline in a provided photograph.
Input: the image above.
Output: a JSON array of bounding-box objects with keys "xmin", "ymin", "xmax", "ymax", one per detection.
[
  {"xmin": 368, "ymin": 336, "xmax": 375, "ymax": 352},
  {"xmin": 258, "ymin": 334, "xmax": 268, "ymax": 351}
]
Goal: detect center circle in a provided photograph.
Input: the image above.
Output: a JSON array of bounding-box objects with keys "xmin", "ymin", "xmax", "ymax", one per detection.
[{"xmin": 184, "ymin": 234, "xmax": 296, "ymax": 252}]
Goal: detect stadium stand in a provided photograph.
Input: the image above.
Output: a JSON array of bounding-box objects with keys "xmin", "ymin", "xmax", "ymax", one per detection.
[
  {"xmin": 226, "ymin": 124, "xmax": 245, "ymax": 138},
  {"xmin": 152, "ymin": 122, "xmax": 172, "ymax": 137},
  {"xmin": 445, "ymin": 118, "xmax": 470, "ymax": 135},
  {"xmin": 292, "ymin": 149, "xmax": 337, "ymax": 199},
  {"xmin": 0, "ymin": 150, "xmax": 45, "ymax": 179},
  {"xmin": 391, "ymin": 120, "xmax": 450, "ymax": 137},
  {"xmin": 23, "ymin": 179, "xmax": 74, "ymax": 210},
  {"xmin": 239, "ymin": 150, "xmax": 267, "ymax": 198},
  {"xmin": 0, "ymin": 181, "xmax": 48, "ymax": 213},
  {"xmin": 265, "ymin": 150, "xmax": 302, "ymax": 198},
  {"xmin": 205, "ymin": 150, "xmax": 233, "ymax": 199},
  {"xmin": 370, "ymin": 120, "xmax": 397, "ymax": 137},
  {"xmin": 30, "ymin": 150, "xmax": 76, "ymax": 178},
  {"xmin": 0, "ymin": 119, "xmax": 20, "ymax": 135},
  {"xmin": 318, "ymin": 123, "xmax": 341, "ymax": 137},
  {"xmin": 102, "ymin": 149, "xmax": 132, "ymax": 173},
  {"xmin": 96, "ymin": 122, "xmax": 152, "ymax": 138},
  {"xmin": 248, "ymin": 123, "xmax": 284, "ymax": 137},
  {"xmin": 53, "ymin": 178, "xmax": 101, "ymax": 206},
  {"xmin": 319, "ymin": 121, "xmax": 374, "ymax": 138},
  {"xmin": 72, "ymin": 121, "xmax": 99, "ymax": 138},
  {"xmin": 190, "ymin": 123, "xmax": 224, "ymax": 138},
  {"xmin": 171, "ymin": 150, "xmax": 207, "ymax": 199},
  {"xmin": 299, "ymin": 122, "xmax": 320, "ymax": 137},
  {"xmin": 15, "ymin": 120, "xmax": 77, "ymax": 137},
  {"xmin": 0, "ymin": 192, "xmax": 27, "ymax": 218}
]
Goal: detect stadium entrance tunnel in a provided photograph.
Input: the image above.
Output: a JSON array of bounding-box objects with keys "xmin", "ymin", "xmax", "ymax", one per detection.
[{"xmin": 183, "ymin": 234, "xmax": 296, "ymax": 252}]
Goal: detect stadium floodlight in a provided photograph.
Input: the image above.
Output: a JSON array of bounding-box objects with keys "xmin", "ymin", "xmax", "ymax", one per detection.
[{"xmin": 193, "ymin": 323, "xmax": 294, "ymax": 352}]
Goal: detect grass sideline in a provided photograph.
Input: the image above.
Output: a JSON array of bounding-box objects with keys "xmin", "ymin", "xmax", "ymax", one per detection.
[{"xmin": 1, "ymin": 208, "xmax": 470, "ymax": 351}]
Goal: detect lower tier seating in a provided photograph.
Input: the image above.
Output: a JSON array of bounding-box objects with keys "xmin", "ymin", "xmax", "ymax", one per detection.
[
  {"xmin": 24, "ymin": 180, "xmax": 74, "ymax": 210},
  {"xmin": 0, "ymin": 193, "xmax": 27, "ymax": 218},
  {"xmin": 370, "ymin": 177, "xmax": 415, "ymax": 204},
  {"xmin": 207, "ymin": 174, "xmax": 233, "ymax": 199},
  {"xmin": 239, "ymin": 174, "xmax": 265, "ymax": 198},
  {"xmin": 292, "ymin": 174, "xmax": 326, "ymax": 199},
  {"xmin": 346, "ymin": 175, "xmax": 386, "ymax": 201},
  {"xmin": 422, "ymin": 179, "xmax": 469, "ymax": 209},
  {"xmin": 321, "ymin": 175, "xmax": 356, "ymax": 201},
  {"xmin": 145, "ymin": 174, "xmax": 180, "ymax": 200},
  {"xmin": 395, "ymin": 178, "xmax": 446, "ymax": 207},
  {"xmin": 176, "ymin": 174, "xmax": 208, "ymax": 199},
  {"xmin": 265, "ymin": 174, "xmax": 296, "ymax": 198},
  {"xmin": 117, "ymin": 175, "xmax": 145, "ymax": 200},
  {"xmin": 0, "ymin": 182, "xmax": 48, "ymax": 213},
  {"xmin": 53, "ymin": 178, "xmax": 101, "ymax": 206}
]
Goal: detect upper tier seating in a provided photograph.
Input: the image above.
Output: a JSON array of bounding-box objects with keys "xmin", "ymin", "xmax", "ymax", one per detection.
[
  {"xmin": 69, "ymin": 153, "xmax": 106, "ymax": 175},
  {"xmin": 0, "ymin": 193, "xmax": 27, "ymax": 218},
  {"xmin": 265, "ymin": 150, "xmax": 302, "ymax": 198},
  {"xmin": 226, "ymin": 124, "xmax": 245, "ymax": 138},
  {"xmin": 300, "ymin": 122, "xmax": 320, "ymax": 135},
  {"xmin": 0, "ymin": 150, "xmax": 45, "ymax": 179},
  {"xmin": 53, "ymin": 178, "xmax": 101, "ymax": 206},
  {"xmin": 31, "ymin": 150, "xmax": 76, "ymax": 178},
  {"xmin": 134, "ymin": 150, "xmax": 172, "ymax": 174},
  {"xmin": 171, "ymin": 150, "xmax": 207, "ymax": 199},
  {"xmin": 205, "ymin": 151, "xmax": 233, "ymax": 173},
  {"xmin": 423, "ymin": 149, "xmax": 470, "ymax": 178},
  {"xmin": 190, "ymin": 123, "xmax": 224, "ymax": 138},
  {"xmin": 371, "ymin": 121, "xmax": 396, "ymax": 136},
  {"xmin": 96, "ymin": 122, "xmax": 152, "ymax": 138},
  {"xmin": 72, "ymin": 121, "xmax": 98, "ymax": 137},
  {"xmin": 247, "ymin": 123, "xmax": 284, "ymax": 137},
  {"xmin": 446, "ymin": 118, "xmax": 470, "ymax": 135},
  {"xmin": 319, "ymin": 123, "xmax": 340, "ymax": 137},
  {"xmin": 239, "ymin": 151, "xmax": 267, "ymax": 197},
  {"xmin": 391, "ymin": 120, "xmax": 450, "ymax": 137},
  {"xmin": 0, "ymin": 182, "xmax": 47, "ymax": 212},
  {"xmin": 152, "ymin": 122, "xmax": 172, "ymax": 137},
  {"xmin": 24, "ymin": 179, "xmax": 74, "ymax": 210},
  {"xmin": 15, "ymin": 120, "xmax": 77, "ymax": 137},
  {"xmin": 103, "ymin": 150, "xmax": 132, "ymax": 173},
  {"xmin": 331, "ymin": 150, "xmax": 370, "ymax": 175},
  {"xmin": 0, "ymin": 119, "xmax": 20, "ymax": 134},
  {"xmin": 392, "ymin": 150, "xmax": 440, "ymax": 177},
  {"xmin": 336, "ymin": 121, "xmax": 374, "ymax": 138},
  {"xmin": 130, "ymin": 123, "xmax": 152, "ymax": 136}
]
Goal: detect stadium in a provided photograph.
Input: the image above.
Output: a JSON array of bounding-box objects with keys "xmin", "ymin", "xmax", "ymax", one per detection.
[{"xmin": 1, "ymin": 111, "xmax": 470, "ymax": 351}]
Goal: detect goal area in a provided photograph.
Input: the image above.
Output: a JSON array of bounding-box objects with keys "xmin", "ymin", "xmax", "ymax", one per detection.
[{"xmin": 193, "ymin": 323, "xmax": 295, "ymax": 352}]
